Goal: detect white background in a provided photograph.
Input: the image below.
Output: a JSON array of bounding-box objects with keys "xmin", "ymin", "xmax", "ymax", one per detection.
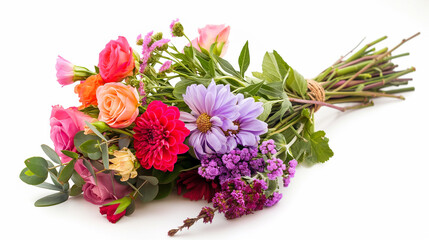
[{"xmin": 1, "ymin": 0, "xmax": 428, "ymax": 239}]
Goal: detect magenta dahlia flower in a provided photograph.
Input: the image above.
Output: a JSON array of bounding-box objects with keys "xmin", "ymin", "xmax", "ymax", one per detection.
[
  {"xmin": 224, "ymin": 93, "xmax": 268, "ymax": 151},
  {"xmin": 180, "ymin": 81, "xmax": 239, "ymax": 156},
  {"xmin": 133, "ymin": 101, "xmax": 190, "ymax": 171}
]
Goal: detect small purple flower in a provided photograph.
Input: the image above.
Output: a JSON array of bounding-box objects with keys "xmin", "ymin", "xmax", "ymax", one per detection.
[
  {"xmin": 266, "ymin": 157, "xmax": 286, "ymax": 180},
  {"xmin": 260, "ymin": 139, "xmax": 277, "ymax": 155},
  {"xmin": 198, "ymin": 207, "xmax": 215, "ymax": 223},
  {"xmin": 265, "ymin": 192, "xmax": 283, "ymax": 207},
  {"xmin": 139, "ymin": 31, "xmax": 170, "ymax": 73},
  {"xmin": 159, "ymin": 60, "xmax": 172, "ymax": 73},
  {"xmin": 180, "ymin": 81, "xmax": 239, "ymax": 156}
]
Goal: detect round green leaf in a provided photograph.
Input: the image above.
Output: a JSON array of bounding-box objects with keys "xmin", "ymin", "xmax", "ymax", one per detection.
[
  {"xmin": 20, "ymin": 167, "xmax": 47, "ymax": 185},
  {"xmin": 24, "ymin": 157, "xmax": 48, "ymax": 178},
  {"xmin": 58, "ymin": 159, "xmax": 77, "ymax": 184},
  {"xmin": 137, "ymin": 181, "xmax": 159, "ymax": 202},
  {"xmin": 155, "ymin": 182, "xmax": 174, "ymax": 200},
  {"xmin": 74, "ymin": 131, "xmax": 101, "ymax": 153},
  {"xmin": 70, "ymin": 185, "xmax": 82, "ymax": 196},
  {"xmin": 34, "ymin": 192, "xmax": 69, "ymax": 207},
  {"xmin": 79, "ymin": 139, "xmax": 100, "ymax": 153}
]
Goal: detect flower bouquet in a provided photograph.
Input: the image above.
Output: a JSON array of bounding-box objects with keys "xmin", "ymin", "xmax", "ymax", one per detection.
[{"xmin": 19, "ymin": 20, "xmax": 418, "ymax": 236}]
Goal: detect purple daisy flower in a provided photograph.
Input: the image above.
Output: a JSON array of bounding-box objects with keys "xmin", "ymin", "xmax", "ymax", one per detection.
[
  {"xmin": 180, "ymin": 81, "xmax": 239, "ymax": 156},
  {"xmin": 224, "ymin": 93, "xmax": 268, "ymax": 151}
]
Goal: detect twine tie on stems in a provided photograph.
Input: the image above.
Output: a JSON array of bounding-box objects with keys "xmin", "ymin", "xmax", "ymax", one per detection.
[{"xmin": 306, "ymin": 79, "xmax": 325, "ymax": 112}]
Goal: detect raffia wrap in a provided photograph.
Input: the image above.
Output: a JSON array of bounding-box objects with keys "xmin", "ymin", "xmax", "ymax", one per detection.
[{"xmin": 306, "ymin": 79, "xmax": 325, "ymax": 112}]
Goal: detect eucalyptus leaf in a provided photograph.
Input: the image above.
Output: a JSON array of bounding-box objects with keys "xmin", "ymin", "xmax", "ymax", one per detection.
[
  {"xmin": 20, "ymin": 167, "xmax": 47, "ymax": 185},
  {"xmin": 70, "ymin": 184, "xmax": 83, "ymax": 196},
  {"xmin": 24, "ymin": 157, "xmax": 48, "ymax": 178},
  {"xmin": 139, "ymin": 175, "xmax": 159, "ymax": 185},
  {"xmin": 34, "ymin": 192, "xmax": 69, "ymax": 207},
  {"xmin": 88, "ymin": 151, "xmax": 102, "ymax": 160},
  {"xmin": 82, "ymin": 158, "xmax": 97, "ymax": 184},
  {"xmin": 41, "ymin": 144, "xmax": 61, "ymax": 164},
  {"xmin": 35, "ymin": 182, "xmax": 63, "ymax": 191},
  {"xmin": 155, "ymin": 182, "xmax": 174, "ymax": 200},
  {"xmin": 58, "ymin": 159, "xmax": 76, "ymax": 184},
  {"xmin": 101, "ymin": 143, "xmax": 109, "ymax": 169},
  {"xmin": 85, "ymin": 121, "xmax": 107, "ymax": 141},
  {"xmin": 137, "ymin": 180, "xmax": 159, "ymax": 202},
  {"xmin": 79, "ymin": 139, "xmax": 100, "ymax": 154},
  {"xmin": 118, "ymin": 134, "xmax": 131, "ymax": 149},
  {"xmin": 61, "ymin": 150, "xmax": 79, "ymax": 160},
  {"xmin": 74, "ymin": 131, "xmax": 101, "ymax": 154}
]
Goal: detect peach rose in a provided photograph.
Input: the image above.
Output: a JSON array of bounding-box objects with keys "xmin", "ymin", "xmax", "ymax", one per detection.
[
  {"xmin": 96, "ymin": 82, "xmax": 139, "ymax": 128},
  {"xmin": 74, "ymin": 74, "xmax": 105, "ymax": 109},
  {"xmin": 98, "ymin": 36, "xmax": 135, "ymax": 83}
]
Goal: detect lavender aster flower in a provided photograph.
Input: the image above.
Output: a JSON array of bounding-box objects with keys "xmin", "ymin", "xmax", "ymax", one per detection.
[
  {"xmin": 180, "ymin": 81, "xmax": 239, "ymax": 156},
  {"xmin": 224, "ymin": 94, "xmax": 268, "ymax": 151}
]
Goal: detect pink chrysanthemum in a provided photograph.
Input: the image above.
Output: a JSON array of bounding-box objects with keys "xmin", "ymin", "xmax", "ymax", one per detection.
[{"xmin": 133, "ymin": 101, "xmax": 190, "ymax": 171}]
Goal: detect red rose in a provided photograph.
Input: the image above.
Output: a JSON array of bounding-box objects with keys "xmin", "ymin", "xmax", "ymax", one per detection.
[{"xmin": 98, "ymin": 36, "xmax": 135, "ymax": 83}]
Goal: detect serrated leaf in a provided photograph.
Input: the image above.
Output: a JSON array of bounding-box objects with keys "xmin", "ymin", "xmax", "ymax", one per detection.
[
  {"xmin": 272, "ymin": 50, "xmax": 290, "ymax": 78},
  {"xmin": 85, "ymin": 121, "xmax": 107, "ymax": 141},
  {"xmin": 259, "ymin": 82, "xmax": 284, "ymax": 98},
  {"xmin": 20, "ymin": 167, "xmax": 47, "ymax": 185},
  {"xmin": 285, "ymin": 68, "xmax": 307, "ymax": 97},
  {"xmin": 24, "ymin": 157, "xmax": 48, "ymax": 178},
  {"xmin": 41, "ymin": 144, "xmax": 61, "ymax": 164},
  {"xmin": 214, "ymin": 55, "xmax": 241, "ymax": 78},
  {"xmin": 308, "ymin": 131, "xmax": 334, "ymax": 163},
  {"xmin": 236, "ymin": 81, "xmax": 264, "ymax": 95},
  {"xmin": 238, "ymin": 41, "xmax": 250, "ymax": 77},
  {"xmin": 208, "ymin": 59, "xmax": 216, "ymax": 77},
  {"xmin": 262, "ymin": 52, "xmax": 282, "ymax": 82},
  {"xmin": 257, "ymin": 101, "xmax": 273, "ymax": 122},
  {"xmin": 34, "ymin": 192, "xmax": 69, "ymax": 207},
  {"xmin": 58, "ymin": 159, "xmax": 76, "ymax": 184}
]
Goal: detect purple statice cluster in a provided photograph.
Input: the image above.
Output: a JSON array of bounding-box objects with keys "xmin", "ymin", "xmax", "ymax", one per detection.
[
  {"xmin": 266, "ymin": 157, "xmax": 286, "ymax": 180},
  {"xmin": 212, "ymin": 178, "xmax": 267, "ymax": 219},
  {"xmin": 198, "ymin": 147, "xmax": 265, "ymax": 184},
  {"xmin": 259, "ymin": 139, "xmax": 277, "ymax": 155},
  {"xmin": 265, "ymin": 192, "xmax": 283, "ymax": 207},
  {"xmin": 283, "ymin": 159, "xmax": 298, "ymax": 187},
  {"xmin": 138, "ymin": 31, "xmax": 170, "ymax": 73}
]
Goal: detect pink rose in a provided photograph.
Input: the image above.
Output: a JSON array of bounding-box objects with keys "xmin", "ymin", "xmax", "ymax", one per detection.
[
  {"xmin": 50, "ymin": 105, "xmax": 92, "ymax": 163},
  {"xmin": 96, "ymin": 82, "xmax": 140, "ymax": 128},
  {"xmin": 190, "ymin": 24, "xmax": 230, "ymax": 57},
  {"xmin": 75, "ymin": 160, "xmax": 131, "ymax": 205},
  {"xmin": 98, "ymin": 36, "xmax": 135, "ymax": 83}
]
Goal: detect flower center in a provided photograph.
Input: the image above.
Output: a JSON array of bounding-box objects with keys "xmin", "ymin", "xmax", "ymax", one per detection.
[
  {"xmin": 224, "ymin": 121, "xmax": 240, "ymax": 136},
  {"xmin": 196, "ymin": 113, "xmax": 212, "ymax": 133}
]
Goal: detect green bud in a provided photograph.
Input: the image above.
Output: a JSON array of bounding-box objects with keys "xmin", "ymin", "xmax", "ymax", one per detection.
[
  {"xmin": 152, "ymin": 32, "xmax": 163, "ymax": 41},
  {"xmin": 73, "ymin": 66, "xmax": 96, "ymax": 81},
  {"xmin": 91, "ymin": 121, "xmax": 110, "ymax": 133},
  {"xmin": 172, "ymin": 22, "xmax": 184, "ymax": 37},
  {"xmin": 108, "ymin": 145, "xmax": 119, "ymax": 155}
]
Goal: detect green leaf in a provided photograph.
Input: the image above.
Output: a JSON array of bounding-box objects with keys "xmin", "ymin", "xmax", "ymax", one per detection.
[
  {"xmin": 35, "ymin": 182, "xmax": 63, "ymax": 191},
  {"xmin": 61, "ymin": 150, "xmax": 79, "ymax": 160},
  {"xmin": 79, "ymin": 139, "xmax": 100, "ymax": 153},
  {"xmin": 58, "ymin": 159, "xmax": 77, "ymax": 184},
  {"xmin": 155, "ymin": 182, "xmax": 174, "ymax": 200},
  {"xmin": 172, "ymin": 78, "xmax": 211, "ymax": 100},
  {"xmin": 270, "ymin": 133, "xmax": 287, "ymax": 152},
  {"xmin": 79, "ymin": 106, "xmax": 100, "ymax": 119},
  {"xmin": 262, "ymin": 52, "xmax": 282, "ymax": 82},
  {"xmin": 82, "ymin": 159, "xmax": 97, "ymax": 184},
  {"xmin": 208, "ymin": 59, "xmax": 216, "ymax": 77},
  {"xmin": 285, "ymin": 68, "xmax": 307, "ymax": 97},
  {"xmin": 214, "ymin": 55, "xmax": 241, "ymax": 78},
  {"xmin": 265, "ymin": 179, "xmax": 278, "ymax": 197},
  {"xmin": 238, "ymin": 41, "xmax": 250, "ymax": 77},
  {"xmin": 259, "ymin": 82, "xmax": 284, "ymax": 98},
  {"xmin": 137, "ymin": 180, "xmax": 159, "ymax": 202},
  {"xmin": 70, "ymin": 184, "xmax": 82, "ymax": 196},
  {"xmin": 74, "ymin": 131, "xmax": 101, "ymax": 154},
  {"xmin": 307, "ymin": 131, "xmax": 334, "ymax": 164},
  {"xmin": 139, "ymin": 176, "xmax": 159, "ymax": 185},
  {"xmin": 272, "ymin": 50, "xmax": 290, "ymax": 77},
  {"xmin": 71, "ymin": 172, "xmax": 85, "ymax": 187},
  {"xmin": 20, "ymin": 167, "xmax": 47, "ymax": 185},
  {"xmin": 267, "ymin": 95, "xmax": 291, "ymax": 123},
  {"xmin": 41, "ymin": 144, "xmax": 61, "ymax": 164},
  {"xmin": 88, "ymin": 151, "xmax": 102, "ymax": 160},
  {"xmin": 34, "ymin": 192, "xmax": 69, "ymax": 207},
  {"xmin": 24, "ymin": 157, "xmax": 48, "ymax": 178},
  {"xmin": 257, "ymin": 101, "xmax": 273, "ymax": 122},
  {"xmin": 236, "ymin": 81, "xmax": 264, "ymax": 95},
  {"xmin": 84, "ymin": 121, "xmax": 107, "ymax": 141},
  {"xmin": 101, "ymin": 143, "xmax": 109, "ymax": 170},
  {"xmin": 125, "ymin": 199, "xmax": 135, "ymax": 216}
]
